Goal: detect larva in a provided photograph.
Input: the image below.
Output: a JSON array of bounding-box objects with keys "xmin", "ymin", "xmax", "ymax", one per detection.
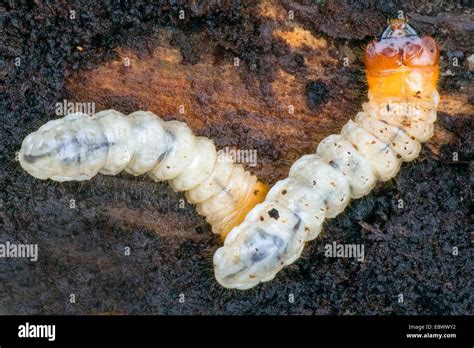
[
  {"xmin": 19, "ymin": 110, "xmax": 268, "ymax": 238},
  {"xmin": 213, "ymin": 19, "xmax": 440, "ymax": 289}
]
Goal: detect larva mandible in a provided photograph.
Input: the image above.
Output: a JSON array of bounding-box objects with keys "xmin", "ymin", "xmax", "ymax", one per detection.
[
  {"xmin": 19, "ymin": 110, "xmax": 268, "ymax": 238},
  {"xmin": 213, "ymin": 19, "xmax": 440, "ymax": 289}
]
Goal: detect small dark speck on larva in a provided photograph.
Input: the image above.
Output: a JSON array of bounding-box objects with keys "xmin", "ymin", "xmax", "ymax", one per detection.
[{"xmin": 268, "ymin": 208, "xmax": 280, "ymax": 220}]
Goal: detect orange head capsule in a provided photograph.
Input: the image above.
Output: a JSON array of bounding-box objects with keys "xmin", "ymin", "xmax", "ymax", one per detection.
[{"xmin": 365, "ymin": 18, "xmax": 439, "ymax": 98}]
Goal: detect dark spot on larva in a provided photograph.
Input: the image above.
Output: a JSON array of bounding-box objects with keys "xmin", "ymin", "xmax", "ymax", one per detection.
[
  {"xmin": 305, "ymin": 227, "xmax": 309, "ymax": 232},
  {"xmin": 386, "ymin": 104, "xmax": 390, "ymax": 112},
  {"xmin": 157, "ymin": 150, "xmax": 168, "ymax": 162},
  {"xmin": 396, "ymin": 154, "xmax": 402, "ymax": 159},
  {"xmin": 22, "ymin": 153, "xmax": 50, "ymax": 163},
  {"xmin": 253, "ymin": 190, "xmax": 259, "ymax": 195},
  {"xmin": 260, "ymin": 216, "xmax": 264, "ymax": 221},
  {"xmin": 312, "ymin": 180, "xmax": 317, "ymax": 185},
  {"xmin": 293, "ymin": 218, "xmax": 302, "ymax": 232},
  {"xmin": 329, "ymin": 160, "xmax": 339, "ymax": 169},
  {"xmin": 282, "ymin": 190, "xmax": 287, "ymax": 195},
  {"xmin": 166, "ymin": 166, "xmax": 170, "ymax": 169},
  {"xmin": 268, "ymin": 208, "xmax": 280, "ymax": 220}
]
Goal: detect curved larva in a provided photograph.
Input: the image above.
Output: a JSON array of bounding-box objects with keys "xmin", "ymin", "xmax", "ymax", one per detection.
[
  {"xmin": 19, "ymin": 110, "xmax": 268, "ymax": 237},
  {"xmin": 213, "ymin": 19, "xmax": 440, "ymax": 289}
]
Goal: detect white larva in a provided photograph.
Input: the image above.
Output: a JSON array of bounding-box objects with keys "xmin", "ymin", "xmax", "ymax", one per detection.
[
  {"xmin": 213, "ymin": 20, "xmax": 440, "ymax": 289},
  {"xmin": 19, "ymin": 110, "xmax": 263, "ymax": 237},
  {"xmin": 213, "ymin": 91, "xmax": 440, "ymax": 290}
]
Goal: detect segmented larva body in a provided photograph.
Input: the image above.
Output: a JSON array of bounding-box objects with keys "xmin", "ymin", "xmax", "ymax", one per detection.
[
  {"xmin": 213, "ymin": 20, "xmax": 440, "ymax": 289},
  {"xmin": 19, "ymin": 110, "xmax": 268, "ymax": 237}
]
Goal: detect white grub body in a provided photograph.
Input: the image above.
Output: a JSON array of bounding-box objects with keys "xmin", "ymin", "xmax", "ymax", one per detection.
[
  {"xmin": 214, "ymin": 91, "xmax": 439, "ymax": 289},
  {"xmin": 19, "ymin": 110, "xmax": 257, "ymax": 235}
]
